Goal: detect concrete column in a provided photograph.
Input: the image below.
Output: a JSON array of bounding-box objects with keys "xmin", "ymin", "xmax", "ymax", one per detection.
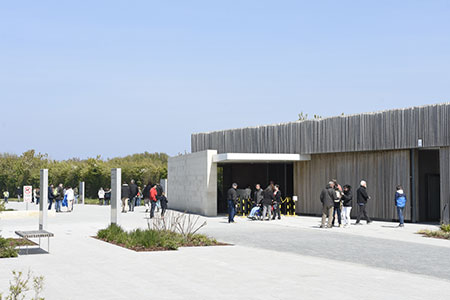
[
  {"xmin": 111, "ymin": 168, "xmax": 121, "ymax": 225},
  {"xmin": 39, "ymin": 169, "xmax": 48, "ymax": 230},
  {"xmin": 79, "ymin": 182, "xmax": 85, "ymax": 205}
]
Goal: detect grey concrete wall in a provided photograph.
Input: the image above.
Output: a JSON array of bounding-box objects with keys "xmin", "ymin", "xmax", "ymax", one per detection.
[
  {"xmin": 168, "ymin": 150, "xmax": 217, "ymax": 217},
  {"xmin": 440, "ymin": 147, "xmax": 450, "ymax": 224}
]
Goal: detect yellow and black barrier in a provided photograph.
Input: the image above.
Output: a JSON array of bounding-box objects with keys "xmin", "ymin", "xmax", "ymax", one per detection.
[{"xmin": 236, "ymin": 196, "xmax": 297, "ymax": 217}]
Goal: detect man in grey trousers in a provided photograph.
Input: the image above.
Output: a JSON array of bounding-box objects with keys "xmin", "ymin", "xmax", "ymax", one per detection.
[{"xmin": 320, "ymin": 181, "xmax": 337, "ymax": 228}]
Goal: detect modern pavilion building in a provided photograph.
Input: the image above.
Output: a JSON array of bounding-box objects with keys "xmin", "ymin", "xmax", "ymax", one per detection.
[{"xmin": 168, "ymin": 103, "xmax": 450, "ymax": 224}]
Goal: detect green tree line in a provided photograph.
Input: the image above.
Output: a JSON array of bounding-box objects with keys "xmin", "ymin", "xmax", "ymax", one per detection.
[{"xmin": 0, "ymin": 150, "xmax": 168, "ymax": 198}]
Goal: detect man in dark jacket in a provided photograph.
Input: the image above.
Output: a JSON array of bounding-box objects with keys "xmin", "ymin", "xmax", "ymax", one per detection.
[
  {"xmin": 48, "ymin": 184, "xmax": 55, "ymax": 210},
  {"xmin": 227, "ymin": 183, "xmax": 238, "ymax": 223},
  {"xmin": 128, "ymin": 180, "xmax": 138, "ymax": 212},
  {"xmin": 261, "ymin": 185, "xmax": 275, "ymax": 221},
  {"xmin": 320, "ymin": 181, "xmax": 336, "ymax": 228},
  {"xmin": 272, "ymin": 184, "xmax": 282, "ymax": 220},
  {"xmin": 253, "ymin": 184, "xmax": 264, "ymax": 206},
  {"xmin": 355, "ymin": 180, "xmax": 372, "ymax": 224}
]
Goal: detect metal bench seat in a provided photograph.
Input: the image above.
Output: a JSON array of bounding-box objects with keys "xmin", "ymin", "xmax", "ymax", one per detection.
[{"xmin": 15, "ymin": 230, "xmax": 54, "ymax": 254}]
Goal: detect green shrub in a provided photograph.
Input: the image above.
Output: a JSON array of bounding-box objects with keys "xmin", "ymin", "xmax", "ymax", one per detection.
[
  {"xmin": 440, "ymin": 224, "xmax": 450, "ymax": 233},
  {"xmin": 0, "ymin": 236, "xmax": 18, "ymax": 258},
  {"xmin": 96, "ymin": 224, "xmax": 218, "ymax": 251}
]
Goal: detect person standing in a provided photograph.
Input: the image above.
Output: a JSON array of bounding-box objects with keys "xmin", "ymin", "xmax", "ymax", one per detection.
[
  {"xmin": 121, "ymin": 183, "xmax": 130, "ymax": 213},
  {"xmin": 98, "ymin": 187, "xmax": 105, "ymax": 205},
  {"xmin": 261, "ymin": 185, "xmax": 274, "ymax": 221},
  {"xmin": 65, "ymin": 186, "xmax": 75, "ymax": 212},
  {"xmin": 320, "ymin": 181, "xmax": 336, "ymax": 228},
  {"xmin": 16, "ymin": 187, "xmax": 22, "ymax": 202},
  {"xmin": 150, "ymin": 184, "xmax": 158, "ymax": 218},
  {"xmin": 104, "ymin": 188, "xmax": 111, "ymax": 205},
  {"xmin": 129, "ymin": 180, "xmax": 138, "ymax": 212},
  {"xmin": 355, "ymin": 180, "xmax": 372, "ymax": 225},
  {"xmin": 227, "ymin": 183, "xmax": 238, "ymax": 223},
  {"xmin": 341, "ymin": 185, "xmax": 353, "ymax": 227},
  {"xmin": 142, "ymin": 182, "xmax": 152, "ymax": 212},
  {"xmin": 3, "ymin": 190, "xmax": 9, "ymax": 203},
  {"xmin": 35, "ymin": 188, "xmax": 40, "ymax": 205},
  {"xmin": 332, "ymin": 181, "xmax": 343, "ymax": 227},
  {"xmin": 136, "ymin": 187, "xmax": 142, "ymax": 206},
  {"xmin": 272, "ymin": 185, "xmax": 282, "ymax": 220},
  {"xmin": 48, "ymin": 184, "xmax": 55, "ymax": 210},
  {"xmin": 395, "ymin": 185, "xmax": 407, "ymax": 227},
  {"xmin": 160, "ymin": 192, "xmax": 168, "ymax": 217},
  {"xmin": 55, "ymin": 183, "xmax": 64, "ymax": 212}
]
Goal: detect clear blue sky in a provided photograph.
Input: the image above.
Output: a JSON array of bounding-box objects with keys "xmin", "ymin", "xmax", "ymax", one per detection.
[{"xmin": 1, "ymin": 1, "xmax": 449, "ymax": 160}]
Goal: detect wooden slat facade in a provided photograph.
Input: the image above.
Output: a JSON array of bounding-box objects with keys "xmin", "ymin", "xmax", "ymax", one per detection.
[
  {"xmin": 192, "ymin": 103, "xmax": 450, "ymax": 155},
  {"xmin": 294, "ymin": 150, "xmax": 411, "ymax": 221},
  {"xmin": 190, "ymin": 103, "xmax": 450, "ymax": 222}
]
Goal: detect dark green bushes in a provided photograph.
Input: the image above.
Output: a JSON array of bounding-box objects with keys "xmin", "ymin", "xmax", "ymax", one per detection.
[{"xmin": 96, "ymin": 224, "xmax": 219, "ymax": 251}]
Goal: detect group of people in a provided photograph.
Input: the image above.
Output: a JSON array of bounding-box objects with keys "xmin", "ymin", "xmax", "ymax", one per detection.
[
  {"xmin": 48, "ymin": 184, "xmax": 76, "ymax": 212},
  {"xmin": 320, "ymin": 179, "xmax": 407, "ymax": 228},
  {"xmin": 110, "ymin": 180, "xmax": 168, "ymax": 218},
  {"xmin": 227, "ymin": 182, "xmax": 282, "ymax": 223}
]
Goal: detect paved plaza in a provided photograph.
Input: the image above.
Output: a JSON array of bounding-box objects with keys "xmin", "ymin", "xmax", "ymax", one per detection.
[{"xmin": 1, "ymin": 202, "xmax": 450, "ymax": 300}]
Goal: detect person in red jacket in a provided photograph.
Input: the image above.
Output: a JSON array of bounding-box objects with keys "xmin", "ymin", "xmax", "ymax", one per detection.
[{"xmin": 150, "ymin": 184, "xmax": 158, "ymax": 218}]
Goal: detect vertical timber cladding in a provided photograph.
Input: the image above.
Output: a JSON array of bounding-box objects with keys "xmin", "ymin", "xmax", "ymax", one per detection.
[
  {"xmin": 294, "ymin": 150, "xmax": 411, "ymax": 221},
  {"xmin": 440, "ymin": 147, "xmax": 450, "ymax": 224}
]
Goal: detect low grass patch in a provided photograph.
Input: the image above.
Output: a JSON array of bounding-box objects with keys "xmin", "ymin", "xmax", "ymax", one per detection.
[
  {"xmin": 0, "ymin": 236, "xmax": 36, "ymax": 258},
  {"xmin": 96, "ymin": 223, "xmax": 224, "ymax": 251},
  {"xmin": 418, "ymin": 224, "xmax": 450, "ymax": 240}
]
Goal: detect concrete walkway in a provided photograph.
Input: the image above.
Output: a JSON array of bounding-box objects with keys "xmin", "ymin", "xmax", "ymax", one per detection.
[{"xmin": 1, "ymin": 203, "xmax": 449, "ymax": 300}]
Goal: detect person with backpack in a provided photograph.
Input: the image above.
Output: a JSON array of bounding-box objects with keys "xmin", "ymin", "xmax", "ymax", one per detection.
[
  {"xmin": 355, "ymin": 180, "xmax": 372, "ymax": 225},
  {"xmin": 395, "ymin": 185, "xmax": 407, "ymax": 227}
]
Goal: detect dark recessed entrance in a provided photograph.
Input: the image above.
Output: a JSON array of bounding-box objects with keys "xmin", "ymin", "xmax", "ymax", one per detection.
[
  {"xmin": 217, "ymin": 163, "xmax": 293, "ymax": 214},
  {"xmin": 418, "ymin": 150, "xmax": 440, "ymax": 222}
]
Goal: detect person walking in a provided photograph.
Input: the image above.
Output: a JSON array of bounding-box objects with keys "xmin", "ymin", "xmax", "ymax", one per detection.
[
  {"xmin": 121, "ymin": 183, "xmax": 130, "ymax": 213},
  {"xmin": 261, "ymin": 185, "xmax": 274, "ymax": 221},
  {"xmin": 150, "ymin": 184, "xmax": 158, "ymax": 218},
  {"xmin": 3, "ymin": 190, "xmax": 9, "ymax": 203},
  {"xmin": 341, "ymin": 185, "xmax": 353, "ymax": 227},
  {"xmin": 395, "ymin": 185, "xmax": 407, "ymax": 227},
  {"xmin": 55, "ymin": 183, "xmax": 64, "ymax": 212},
  {"xmin": 142, "ymin": 182, "xmax": 152, "ymax": 212},
  {"xmin": 227, "ymin": 183, "xmax": 238, "ymax": 223},
  {"xmin": 160, "ymin": 192, "xmax": 168, "ymax": 217},
  {"xmin": 155, "ymin": 183, "xmax": 164, "ymax": 213},
  {"xmin": 65, "ymin": 186, "xmax": 75, "ymax": 212},
  {"xmin": 355, "ymin": 180, "xmax": 372, "ymax": 225},
  {"xmin": 136, "ymin": 187, "xmax": 142, "ymax": 206},
  {"xmin": 320, "ymin": 181, "xmax": 336, "ymax": 228},
  {"xmin": 272, "ymin": 185, "xmax": 282, "ymax": 220},
  {"xmin": 98, "ymin": 187, "xmax": 105, "ymax": 205},
  {"xmin": 16, "ymin": 187, "xmax": 22, "ymax": 202},
  {"xmin": 48, "ymin": 184, "xmax": 55, "ymax": 210},
  {"xmin": 129, "ymin": 180, "xmax": 138, "ymax": 212}
]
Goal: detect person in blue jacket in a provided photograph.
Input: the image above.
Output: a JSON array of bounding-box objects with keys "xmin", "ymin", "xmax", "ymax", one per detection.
[{"xmin": 395, "ymin": 185, "xmax": 407, "ymax": 227}]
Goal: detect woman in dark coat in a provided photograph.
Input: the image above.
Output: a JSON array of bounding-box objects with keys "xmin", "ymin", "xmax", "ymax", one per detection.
[
  {"xmin": 341, "ymin": 185, "xmax": 353, "ymax": 227},
  {"xmin": 160, "ymin": 192, "xmax": 168, "ymax": 217}
]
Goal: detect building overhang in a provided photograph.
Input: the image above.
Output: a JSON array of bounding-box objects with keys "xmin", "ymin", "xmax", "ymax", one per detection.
[{"xmin": 212, "ymin": 153, "xmax": 311, "ymax": 163}]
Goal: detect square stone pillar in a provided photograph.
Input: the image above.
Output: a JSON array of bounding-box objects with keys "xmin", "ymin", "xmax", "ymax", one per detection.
[
  {"xmin": 39, "ymin": 169, "xmax": 48, "ymax": 230},
  {"xmin": 79, "ymin": 181, "xmax": 85, "ymax": 205},
  {"xmin": 111, "ymin": 168, "xmax": 121, "ymax": 225}
]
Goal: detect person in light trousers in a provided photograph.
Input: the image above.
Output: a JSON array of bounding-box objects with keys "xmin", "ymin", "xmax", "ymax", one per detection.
[{"xmin": 341, "ymin": 185, "xmax": 353, "ymax": 227}]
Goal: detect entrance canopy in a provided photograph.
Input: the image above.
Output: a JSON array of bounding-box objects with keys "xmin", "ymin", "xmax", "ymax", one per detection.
[{"xmin": 213, "ymin": 153, "xmax": 311, "ymax": 163}]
